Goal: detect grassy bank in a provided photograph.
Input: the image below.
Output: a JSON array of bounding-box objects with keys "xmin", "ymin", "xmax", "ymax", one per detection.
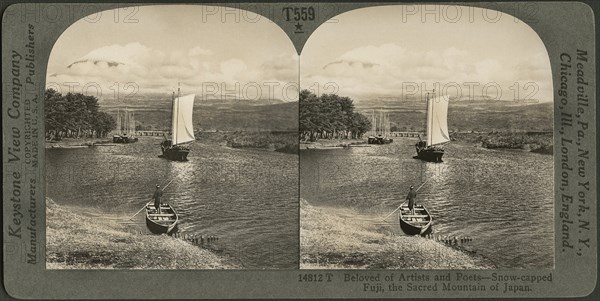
[
  {"xmin": 46, "ymin": 198, "xmax": 240, "ymax": 269},
  {"xmin": 45, "ymin": 137, "xmax": 113, "ymax": 148},
  {"xmin": 451, "ymin": 132, "xmax": 553, "ymax": 154},
  {"xmin": 300, "ymin": 138, "xmax": 368, "ymax": 149},
  {"xmin": 300, "ymin": 200, "xmax": 494, "ymax": 269},
  {"xmin": 197, "ymin": 131, "xmax": 297, "ymax": 154}
]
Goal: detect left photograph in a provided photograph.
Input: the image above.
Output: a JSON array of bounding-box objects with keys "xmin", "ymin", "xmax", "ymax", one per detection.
[{"xmin": 45, "ymin": 5, "xmax": 299, "ymax": 269}]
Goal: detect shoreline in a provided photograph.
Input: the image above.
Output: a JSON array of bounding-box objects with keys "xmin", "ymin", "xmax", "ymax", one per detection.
[
  {"xmin": 45, "ymin": 137, "xmax": 114, "ymax": 149},
  {"xmin": 45, "ymin": 131, "xmax": 552, "ymax": 154},
  {"xmin": 46, "ymin": 198, "xmax": 241, "ymax": 269},
  {"xmin": 45, "ymin": 131, "xmax": 299, "ymax": 154},
  {"xmin": 300, "ymin": 200, "xmax": 495, "ymax": 269},
  {"xmin": 450, "ymin": 131, "xmax": 553, "ymax": 154},
  {"xmin": 300, "ymin": 138, "xmax": 368, "ymax": 150},
  {"xmin": 298, "ymin": 131, "xmax": 553, "ymax": 154}
]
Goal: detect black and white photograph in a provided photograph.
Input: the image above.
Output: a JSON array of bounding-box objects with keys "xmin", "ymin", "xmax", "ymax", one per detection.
[
  {"xmin": 1, "ymin": 1, "xmax": 596, "ymax": 299},
  {"xmin": 299, "ymin": 5, "xmax": 554, "ymax": 269},
  {"xmin": 44, "ymin": 5, "xmax": 299, "ymax": 269}
]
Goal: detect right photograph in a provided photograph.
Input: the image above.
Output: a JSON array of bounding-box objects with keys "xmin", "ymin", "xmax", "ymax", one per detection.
[{"xmin": 299, "ymin": 5, "xmax": 554, "ymax": 269}]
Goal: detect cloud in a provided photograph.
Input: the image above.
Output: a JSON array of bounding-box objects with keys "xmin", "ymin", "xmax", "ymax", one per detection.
[
  {"xmin": 48, "ymin": 43, "xmax": 298, "ymax": 101},
  {"xmin": 188, "ymin": 46, "xmax": 213, "ymax": 57},
  {"xmin": 72, "ymin": 43, "xmax": 158, "ymax": 66},
  {"xmin": 260, "ymin": 52, "xmax": 299, "ymax": 82},
  {"xmin": 474, "ymin": 59, "xmax": 503, "ymax": 82},
  {"xmin": 514, "ymin": 52, "xmax": 552, "ymax": 82},
  {"xmin": 323, "ymin": 60, "xmax": 380, "ymax": 70},
  {"xmin": 220, "ymin": 59, "xmax": 247, "ymax": 79},
  {"xmin": 303, "ymin": 43, "xmax": 552, "ymax": 101}
]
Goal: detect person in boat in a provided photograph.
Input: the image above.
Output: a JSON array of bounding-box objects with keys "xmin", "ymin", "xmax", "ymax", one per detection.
[
  {"xmin": 406, "ymin": 185, "xmax": 417, "ymax": 215},
  {"xmin": 416, "ymin": 135, "xmax": 426, "ymax": 150},
  {"xmin": 153, "ymin": 184, "xmax": 163, "ymax": 214}
]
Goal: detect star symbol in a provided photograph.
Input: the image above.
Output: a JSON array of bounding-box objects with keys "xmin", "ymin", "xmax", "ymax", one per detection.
[{"xmin": 294, "ymin": 22, "xmax": 303, "ymax": 31}]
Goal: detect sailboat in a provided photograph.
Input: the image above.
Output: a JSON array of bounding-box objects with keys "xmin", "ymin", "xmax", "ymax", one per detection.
[
  {"xmin": 367, "ymin": 110, "xmax": 393, "ymax": 144},
  {"xmin": 112, "ymin": 108, "xmax": 138, "ymax": 143},
  {"xmin": 160, "ymin": 88, "xmax": 196, "ymax": 161},
  {"xmin": 415, "ymin": 92, "xmax": 450, "ymax": 162}
]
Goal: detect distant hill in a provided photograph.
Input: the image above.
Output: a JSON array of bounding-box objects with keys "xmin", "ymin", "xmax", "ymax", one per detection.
[
  {"xmin": 99, "ymin": 92, "xmax": 288, "ymax": 106},
  {"xmin": 103, "ymin": 92, "xmax": 551, "ymax": 133},
  {"xmin": 102, "ymin": 97, "xmax": 298, "ymax": 131},
  {"xmin": 356, "ymin": 99, "xmax": 553, "ymax": 132}
]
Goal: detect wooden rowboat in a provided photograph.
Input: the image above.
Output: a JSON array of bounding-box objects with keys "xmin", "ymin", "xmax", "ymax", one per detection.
[
  {"xmin": 399, "ymin": 202, "xmax": 432, "ymax": 236},
  {"xmin": 145, "ymin": 203, "xmax": 179, "ymax": 234}
]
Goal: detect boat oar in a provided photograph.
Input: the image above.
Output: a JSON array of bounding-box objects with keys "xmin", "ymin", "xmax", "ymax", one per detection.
[
  {"xmin": 130, "ymin": 201, "xmax": 151, "ymax": 220},
  {"xmin": 382, "ymin": 205, "xmax": 402, "ymax": 220},
  {"xmin": 414, "ymin": 179, "xmax": 429, "ymax": 193},
  {"xmin": 382, "ymin": 179, "xmax": 430, "ymax": 220},
  {"xmin": 161, "ymin": 179, "xmax": 175, "ymax": 191},
  {"xmin": 129, "ymin": 179, "xmax": 175, "ymax": 220}
]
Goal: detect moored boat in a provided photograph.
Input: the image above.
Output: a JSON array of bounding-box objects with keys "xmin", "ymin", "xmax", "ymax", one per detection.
[
  {"xmin": 368, "ymin": 134, "xmax": 393, "ymax": 144},
  {"xmin": 399, "ymin": 202, "xmax": 432, "ymax": 236},
  {"xmin": 145, "ymin": 202, "xmax": 179, "ymax": 234},
  {"xmin": 367, "ymin": 110, "xmax": 393, "ymax": 144},
  {"xmin": 113, "ymin": 108, "xmax": 138, "ymax": 143},
  {"xmin": 113, "ymin": 134, "xmax": 138, "ymax": 143}
]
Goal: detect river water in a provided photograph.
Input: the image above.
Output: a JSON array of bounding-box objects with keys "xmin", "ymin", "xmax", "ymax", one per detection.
[
  {"xmin": 46, "ymin": 137, "xmax": 298, "ymax": 269},
  {"xmin": 300, "ymin": 138, "xmax": 554, "ymax": 269}
]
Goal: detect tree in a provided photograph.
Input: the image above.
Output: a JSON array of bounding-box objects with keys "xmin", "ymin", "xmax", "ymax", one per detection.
[
  {"xmin": 44, "ymin": 89, "xmax": 116, "ymax": 139},
  {"xmin": 299, "ymin": 89, "xmax": 371, "ymax": 141}
]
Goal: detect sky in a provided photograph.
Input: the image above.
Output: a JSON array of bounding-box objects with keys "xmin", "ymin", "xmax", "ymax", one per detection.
[
  {"xmin": 300, "ymin": 5, "xmax": 553, "ymax": 102},
  {"xmin": 47, "ymin": 5, "xmax": 299, "ymax": 102},
  {"xmin": 48, "ymin": 5, "xmax": 553, "ymax": 104}
]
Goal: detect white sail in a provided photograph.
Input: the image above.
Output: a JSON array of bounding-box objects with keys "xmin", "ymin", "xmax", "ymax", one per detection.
[
  {"xmin": 171, "ymin": 94, "xmax": 196, "ymax": 145},
  {"xmin": 426, "ymin": 95, "xmax": 450, "ymax": 146}
]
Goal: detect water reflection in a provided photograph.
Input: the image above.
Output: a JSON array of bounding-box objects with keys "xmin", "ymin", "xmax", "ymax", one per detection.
[
  {"xmin": 300, "ymin": 138, "xmax": 553, "ymax": 269},
  {"xmin": 46, "ymin": 138, "xmax": 298, "ymax": 269}
]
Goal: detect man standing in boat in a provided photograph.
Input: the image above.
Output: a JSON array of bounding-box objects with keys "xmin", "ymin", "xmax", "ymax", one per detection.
[
  {"xmin": 406, "ymin": 185, "xmax": 417, "ymax": 215},
  {"xmin": 153, "ymin": 184, "xmax": 163, "ymax": 214}
]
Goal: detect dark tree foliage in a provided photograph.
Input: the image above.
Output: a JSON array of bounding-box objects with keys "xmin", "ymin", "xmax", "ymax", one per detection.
[
  {"xmin": 45, "ymin": 89, "xmax": 116, "ymax": 139},
  {"xmin": 299, "ymin": 90, "xmax": 371, "ymax": 141}
]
